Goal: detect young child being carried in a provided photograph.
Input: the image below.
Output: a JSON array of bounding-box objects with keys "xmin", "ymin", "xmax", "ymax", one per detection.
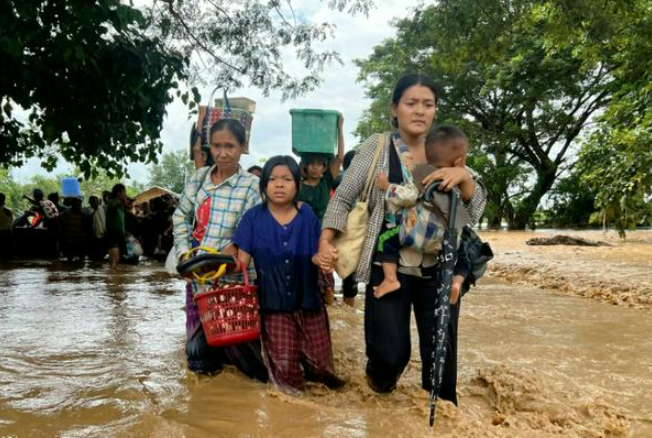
[{"xmin": 374, "ymin": 125, "xmax": 471, "ymax": 298}]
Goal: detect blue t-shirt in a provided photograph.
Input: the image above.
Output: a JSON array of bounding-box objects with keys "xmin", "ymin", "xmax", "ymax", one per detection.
[{"xmin": 232, "ymin": 203, "xmax": 323, "ymax": 312}]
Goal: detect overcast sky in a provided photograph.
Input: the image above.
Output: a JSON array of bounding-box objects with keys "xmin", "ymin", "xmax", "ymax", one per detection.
[{"xmin": 11, "ymin": 0, "xmax": 421, "ymax": 184}]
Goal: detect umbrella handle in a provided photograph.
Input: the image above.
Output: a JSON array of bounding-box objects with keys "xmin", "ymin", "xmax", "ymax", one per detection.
[
  {"xmin": 423, "ymin": 180, "xmax": 460, "ymax": 228},
  {"xmin": 429, "ymin": 400, "xmax": 436, "ymax": 427}
]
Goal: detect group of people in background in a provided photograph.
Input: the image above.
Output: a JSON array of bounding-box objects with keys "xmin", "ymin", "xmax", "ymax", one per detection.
[{"xmin": 0, "ymin": 185, "xmax": 177, "ymax": 266}]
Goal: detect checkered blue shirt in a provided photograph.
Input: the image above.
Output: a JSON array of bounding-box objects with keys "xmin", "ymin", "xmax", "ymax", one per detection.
[{"xmin": 173, "ymin": 166, "xmax": 260, "ymax": 283}]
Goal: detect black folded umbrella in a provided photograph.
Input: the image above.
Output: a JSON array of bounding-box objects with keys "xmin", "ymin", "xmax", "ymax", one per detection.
[{"xmin": 424, "ymin": 181, "xmax": 460, "ymax": 427}]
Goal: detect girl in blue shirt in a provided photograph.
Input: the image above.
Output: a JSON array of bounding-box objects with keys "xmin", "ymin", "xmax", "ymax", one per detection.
[{"xmin": 232, "ymin": 155, "xmax": 345, "ymax": 393}]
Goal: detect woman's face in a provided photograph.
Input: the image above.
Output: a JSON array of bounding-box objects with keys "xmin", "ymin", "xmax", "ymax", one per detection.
[
  {"xmin": 210, "ymin": 129, "xmax": 244, "ymax": 173},
  {"xmin": 391, "ymin": 85, "xmax": 437, "ymax": 137},
  {"xmin": 266, "ymin": 165, "xmax": 297, "ymax": 205}
]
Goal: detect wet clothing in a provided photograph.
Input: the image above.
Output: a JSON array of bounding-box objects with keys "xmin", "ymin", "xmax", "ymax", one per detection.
[
  {"xmin": 91, "ymin": 206, "xmax": 106, "ymax": 239},
  {"xmin": 299, "ymin": 171, "xmax": 336, "ymax": 296},
  {"xmin": 174, "ymin": 166, "xmax": 264, "ymax": 377},
  {"xmin": 341, "ymin": 274, "xmax": 359, "ymax": 298},
  {"xmin": 232, "ymin": 202, "xmax": 339, "ymax": 391},
  {"xmin": 105, "ymin": 198, "xmax": 125, "ymax": 249},
  {"xmin": 298, "ymin": 171, "xmax": 334, "ymax": 221},
  {"xmin": 0, "ymin": 207, "xmax": 13, "ymax": 260},
  {"xmin": 364, "ymin": 264, "xmax": 460, "ymax": 402},
  {"xmin": 323, "ymin": 131, "xmax": 486, "ymax": 399},
  {"xmin": 184, "ymin": 283, "xmax": 268, "ymax": 380},
  {"xmin": 0, "ymin": 207, "xmax": 12, "ymax": 231},
  {"xmin": 317, "ymin": 269, "xmax": 335, "ymax": 294},
  {"xmin": 262, "ymin": 308, "xmax": 339, "ymax": 391},
  {"xmin": 59, "ymin": 209, "xmax": 87, "ymax": 257},
  {"xmin": 232, "ymin": 203, "xmax": 322, "ymax": 312}
]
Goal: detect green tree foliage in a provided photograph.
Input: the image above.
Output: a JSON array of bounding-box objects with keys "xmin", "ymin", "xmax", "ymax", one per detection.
[
  {"xmin": 355, "ymin": 0, "xmax": 652, "ymax": 229},
  {"xmin": 577, "ymin": 102, "xmax": 652, "ymax": 235},
  {"xmin": 1, "ymin": 0, "xmax": 371, "ymax": 177},
  {"xmin": 540, "ymin": 172, "xmax": 598, "ymax": 229},
  {"xmin": 148, "ymin": 0, "xmax": 372, "ymax": 98},
  {"xmin": 147, "ymin": 150, "xmax": 194, "ymax": 194},
  {"xmin": 1, "ymin": 0, "xmax": 186, "ymax": 178}
]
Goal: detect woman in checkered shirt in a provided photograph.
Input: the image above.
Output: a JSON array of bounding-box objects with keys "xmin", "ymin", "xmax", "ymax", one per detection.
[
  {"xmin": 173, "ymin": 119, "xmax": 268, "ymax": 381},
  {"xmin": 317, "ymin": 74, "xmax": 487, "ymax": 401}
]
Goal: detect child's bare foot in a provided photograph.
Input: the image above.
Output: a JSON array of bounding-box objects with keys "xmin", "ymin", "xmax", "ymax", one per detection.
[
  {"xmin": 373, "ymin": 279, "xmax": 401, "ymax": 298},
  {"xmin": 324, "ymin": 288, "xmax": 335, "ymax": 306}
]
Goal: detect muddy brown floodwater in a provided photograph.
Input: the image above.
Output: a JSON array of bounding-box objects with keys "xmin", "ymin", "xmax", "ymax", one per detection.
[{"xmin": 1, "ymin": 233, "xmax": 651, "ymax": 437}]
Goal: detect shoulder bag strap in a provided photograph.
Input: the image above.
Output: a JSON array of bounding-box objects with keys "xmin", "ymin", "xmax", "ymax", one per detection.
[{"xmin": 360, "ymin": 133, "xmax": 386, "ymax": 202}]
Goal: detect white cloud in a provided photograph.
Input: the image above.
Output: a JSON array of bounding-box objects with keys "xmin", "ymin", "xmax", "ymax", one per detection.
[{"xmin": 9, "ymin": 0, "xmax": 420, "ymax": 185}]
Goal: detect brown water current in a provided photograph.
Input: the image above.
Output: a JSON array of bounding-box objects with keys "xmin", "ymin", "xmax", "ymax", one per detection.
[
  {"xmin": 1, "ymin": 237, "xmax": 651, "ymax": 437},
  {"xmin": 486, "ymin": 230, "xmax": 652, "ymax": 308}
]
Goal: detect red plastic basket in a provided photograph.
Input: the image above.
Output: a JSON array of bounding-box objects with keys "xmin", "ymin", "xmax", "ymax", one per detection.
[{"xmin": 194, "ymin": 264, "xmax": 260, "ymax": 347}]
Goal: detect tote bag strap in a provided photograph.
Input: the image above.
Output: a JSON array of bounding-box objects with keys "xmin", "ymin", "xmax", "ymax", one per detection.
[{"xmin": 360, "ymin": 133, "xmax": 386, "ymax": 203}]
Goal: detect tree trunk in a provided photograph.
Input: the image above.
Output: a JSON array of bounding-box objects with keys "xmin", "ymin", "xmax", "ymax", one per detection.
[
  {"xmin": 511, "ymin": 166, "xmax": 558, "ymax": 230},
  {"xmin": 488, "ymin": 212, "xmax": 502, "ymax": 229}
]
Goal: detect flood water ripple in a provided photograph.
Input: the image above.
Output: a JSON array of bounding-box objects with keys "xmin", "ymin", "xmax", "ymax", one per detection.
[{"xmin": 1, "ymin": 242, "xmax": 651, "ymax": 437}]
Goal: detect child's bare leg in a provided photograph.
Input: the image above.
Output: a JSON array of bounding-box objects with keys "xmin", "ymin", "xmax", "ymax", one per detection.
[{"xmin": 373, "ymin": 262, "xmax": 401, "ymax": 298}]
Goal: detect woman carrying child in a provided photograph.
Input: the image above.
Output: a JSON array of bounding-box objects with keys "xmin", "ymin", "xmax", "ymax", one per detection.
[
  {"xmin": 317, "ymin": 74, "xmax": 486, "ymax": 401},
  {"xmin": 298, "ymin": 114, "xmax": 345, "ymax": 305},
  {"xmin": 232, "ymin": 155, "xmax": 345, "ymax": 393}
]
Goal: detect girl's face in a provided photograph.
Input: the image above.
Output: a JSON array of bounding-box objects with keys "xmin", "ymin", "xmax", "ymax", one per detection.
[
  {"xmin": 266, "ymin": 165, "xmax": 297, "ymax": 206},
  {"xmin": 210, "ymin": 129, "xmax": 244, "ymax": 173},
  {"xmin": 391, "ymin": 85, "xmax": 437, "ymax": 137},
  {"xmin": 306, "ymin": 161, "xmax": 327, "ymax": 179}
]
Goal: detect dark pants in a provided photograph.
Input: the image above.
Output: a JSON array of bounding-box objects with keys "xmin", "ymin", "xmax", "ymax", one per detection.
[
  {"xmin": 185, "ymin": 283, "xmax": 268, "ymax": 382},
  {"xmin": 0, "ymin": 230, "xmax": 15, "ymax": 260},
  {"xmin": 342, "ymin": 274, "xmax": 359, "ymax": 298},
  {"xmin": 364, "ymin": 264, "xmax": 460, "ymax": 404},
  {"xmin": 186, "ymin": 327, "xmax": 269, "ymax": 382}
]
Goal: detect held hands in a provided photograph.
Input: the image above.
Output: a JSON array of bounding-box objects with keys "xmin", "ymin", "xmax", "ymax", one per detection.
[
  {"xmin": 450, "ymin": 275, "xmax": 465, "ymax": 305},
  {"xmin": 376, "ymin": 172, "xmax": 390, "ymax": 191},
  {"xmin": 314, "ymin": 239, "xmax": 338, "ymax": 273}
]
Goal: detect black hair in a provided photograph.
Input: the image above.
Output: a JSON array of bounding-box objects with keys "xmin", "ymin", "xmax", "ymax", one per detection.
[
  {"xmin": 150, "ymin": 196, "xmax": 164, "ymax": 212},
  {"xmin": 343, "ymin": 150, "xmax": 356, "ymax": 171},
  {"xmin": 209, "ymin": 119, "xmax": 247, "ymax": 146},
  {"xmin": 425, "ymin": 125, "xmax": 468, "ymax": 146},
  {"xmin": 0, "ymin": 193, "xmax": 5, "ymax": 206},
  {"xmin": 301, "ymin": 156, "xmax": 329, "ymax": 170},
  {"xmin": 390, "ymin": 74, "xmax": 439, "ymax": 129},
  {"xmin": 48, "ymin": 192, "xmax": 59, "ymax": 203},
  {"xmin": 425, "ymin": 124, "xmax": 468, "ymax": 163},
  {"xmin": 111, "ymin": 183, "xmax": 126, "ymax": 197},
  {"xmin": 247, "ymin": 165, "xmax": 263, "ymax": 174},
  {"xmin": 33, "ymin": 188, "xmax": 44, "ymax": 200},
  {"xmin": 259, "ymin": 155, "xmax": 302, "ymax": 206}
]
